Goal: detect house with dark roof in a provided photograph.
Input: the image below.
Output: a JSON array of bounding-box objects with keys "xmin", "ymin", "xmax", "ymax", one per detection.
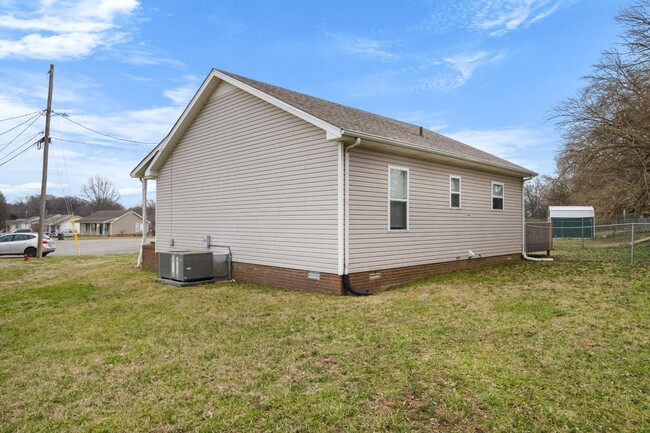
[
  {"xmin": 132, "ymin": 69, "xmax": 536, "ymax": 294},
  {"xmin": 79, "ymin": 210, "xmax": 145, "ymax": 236}
]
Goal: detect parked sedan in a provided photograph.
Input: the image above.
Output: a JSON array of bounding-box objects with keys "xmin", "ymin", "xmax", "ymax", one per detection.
[{"xmin": 0, "ymin": 233, "xmax": 56, "ymax": 257}]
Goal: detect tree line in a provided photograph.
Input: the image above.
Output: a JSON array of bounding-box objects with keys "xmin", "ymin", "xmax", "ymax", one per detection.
[
  {"xmin": 0, "ymin": 175, "xmax": 155, "ymax": 230},
  {"xmin": 528, "ymin": 1, "xmax": 650, "ymax": 220}
]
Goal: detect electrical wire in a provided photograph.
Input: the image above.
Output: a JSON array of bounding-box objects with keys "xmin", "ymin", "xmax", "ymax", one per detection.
[
  {"xmin": 0, "ymin": 111, "xmax": 42, "ymax": 123},
  {"xmin": 0, "ymin": 113, "xmax": 43, "ymax": 155},
  {"xmin": 54, "ymin": 112, "xmax": 157, "ymax": 144},
  {"xmin": 50, "ymin": 136, "xmax": 145, "ymax": 153},
  {"xmin": 50, "ymin": 116, "xmax": 74, "ymax": 215},
  {"xmin": 0, "ymin": 112, "xmax": 42, "ymax": 137},
  {"xmin": 0, "ymin": 136, "xmax": 41, "ymax": 167}
]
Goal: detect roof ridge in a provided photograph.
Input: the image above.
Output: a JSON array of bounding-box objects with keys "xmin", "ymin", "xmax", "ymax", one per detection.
[{"xmin": 216, "ymin": 69, "xmax": 533, "ymax": 175}]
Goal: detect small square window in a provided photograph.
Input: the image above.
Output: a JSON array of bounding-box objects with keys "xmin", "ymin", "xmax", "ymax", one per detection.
[{"xmin": 492, "ymin": 182, "xmax": 504, "ymax": 210}]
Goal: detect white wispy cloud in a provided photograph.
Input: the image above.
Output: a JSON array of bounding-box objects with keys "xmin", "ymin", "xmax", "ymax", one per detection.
[
  {"xmin": 0, "ymin": 0, "xmax": 140, "ymax": 60},
  {"xmin": 473, "ymin": 0, "xmax": 575, "ymax": 36},
  {"xmin": 414, "ymin": 50, "xmax": 506, "ymax": 92},
  {"xmin": 415, "ymin": 0, "xmax": 576, "ymax": 36},
  {"xmin": 0, "ymin": 181, "xmax": 65, "ymax": 195},
  {"xmin": 444, "ymin": 126, "xmax": 554, "ymax": 171},
  {"xmin": 0, "ymin": 75, "xmax": 189, "ymax": 205},
  {"xmin": 326, "ymin": 32, "xmax": 399, "ymax": 62},
  {"xmin": 162, "ymin": 76, "xmax": 200, "ymax": 105}
]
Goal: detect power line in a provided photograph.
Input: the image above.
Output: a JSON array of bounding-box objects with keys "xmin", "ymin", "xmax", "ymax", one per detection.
[
  {"xmin": 0, "ymin": 136, "xmax": 41, "ymax": 167},
  {"xmin": 50, "ymin": 135, "xmax": 145, "ymax": 152},
  {"xmin": 0, "ymin": 113, "xmax": 42, "ymax": 137},
  {"xmin": 54, "ymin": 112, "xmax": 158, "ymax": 144},
  {"xmin": 50, "ymin": 117, "xmax": 74, "ymax": 215},
  {"xmin": 0, "ymin": 113, "xmax": 43, "ymax": 155},
  {"xmin": 0, "ymin": 111, "xmax": 42, "ymax": 123}
]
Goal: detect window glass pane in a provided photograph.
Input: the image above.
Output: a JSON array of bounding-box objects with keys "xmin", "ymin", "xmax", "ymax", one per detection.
[
  {"xmin": 492, "ymin": 183, "xmax": 503, "ymax": 198},
  {"xmin": 390, "ymin": 201, "xmax": 407, "ymax": 229},
  {"xmin": 390, "ymin": 169, "xmax": 407, "ymax": 200},
  {"xmin": 450, "ymin": 177, "xmax": 460, "ymax": 193},
  {"xmin": 493, "ymin": 197, "xmax": 504, "ymax": 210},
  {"xmin": 451, "ymin": 193, "xmax": 460, "ymax": 208}
]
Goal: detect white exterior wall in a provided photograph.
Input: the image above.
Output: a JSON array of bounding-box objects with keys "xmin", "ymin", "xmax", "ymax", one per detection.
[
  {"xmin": 348, "ymin": 147, "xmax": 523, "ymax": 272},
  {"xmin": 156, "ymin": 83, "xmax": 339, "ymax": 273}
]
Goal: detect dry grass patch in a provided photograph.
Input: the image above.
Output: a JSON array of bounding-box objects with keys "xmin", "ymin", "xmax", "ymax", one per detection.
[{"xmin": 0, "ymin": 254, "xmax": 648, "ymax": 432}]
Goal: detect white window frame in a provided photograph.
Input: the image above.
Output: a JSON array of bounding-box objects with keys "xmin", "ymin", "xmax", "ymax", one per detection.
[
  {"xmin": 449, "ymin": 175, "xmax": 461, "ymax": 209},
  {"xmin": 388, "ymin": 166, "xmax": 409, "ymax": 231},
  {"xmin": 491, "ymin": 181, "xmax": 504, "ymax": 210}
]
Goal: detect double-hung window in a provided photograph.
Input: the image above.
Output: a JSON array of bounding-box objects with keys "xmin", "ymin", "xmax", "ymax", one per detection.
[
  {"xmin": 389, "ymin": 167, "xmax": 408, "ymax": 230},
  {"xmin": 492, "ymin": 182, "xmax": 504, "ymax": 210},
  {"xmin": 450, "ymin": 176, "xmax": 461, "ymax": 208}
]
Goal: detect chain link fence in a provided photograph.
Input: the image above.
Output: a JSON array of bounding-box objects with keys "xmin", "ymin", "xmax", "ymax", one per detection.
[{"xmin": 551, "ymin": 223, "xmax": 650, "ymax": 262}]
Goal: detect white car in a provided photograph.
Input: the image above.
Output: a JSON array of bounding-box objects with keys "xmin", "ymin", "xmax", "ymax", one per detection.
[{"xmin": 0, "ymin": 233, "xmax": 56, "ymax": 257}]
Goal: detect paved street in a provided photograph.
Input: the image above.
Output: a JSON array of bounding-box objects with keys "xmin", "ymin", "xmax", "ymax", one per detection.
[{"xmin": 52, "ymin": 237, "xmax": 149, "ymax": 256}]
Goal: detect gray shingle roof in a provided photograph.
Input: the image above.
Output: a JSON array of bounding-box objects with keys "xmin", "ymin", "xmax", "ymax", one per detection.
[
  {"xmin": 218, "ymin": 69, "xmax": 533, "ymax": 175},
  {"xmin": 81, "ymin": 210, "xmax": 133, "ymax": 223}
]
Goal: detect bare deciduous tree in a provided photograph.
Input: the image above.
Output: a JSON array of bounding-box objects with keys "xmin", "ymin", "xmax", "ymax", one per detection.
[
  {"xmin": 525, "ymin": 177, "xmax": 549, "ymax": 219},
  {"xmin": 553, "ymin": 1, "xmax": 650, "ymax": 218},
  {"xmin": 128, "ymin": 199, "xmax": 156, "ymax": 228},
  {"xmin": 0, "ymin": 191, "xmax": 8, "ymax": 231},
  {"xmin": 80, "ymin": 175, "xmax": 123, "ymax": 211}
]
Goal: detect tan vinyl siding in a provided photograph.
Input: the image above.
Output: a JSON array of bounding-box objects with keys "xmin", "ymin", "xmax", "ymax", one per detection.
[
  {"xmin": 348, "ymin": 147, "xmax": 523, "ymax": 272},
  {"xmin": 156, "ymin": 82, "xmax": 339, "ymax": 273},
  {"xmin": 110, "ymin": 213, "xmax": 142, "ymax": 235}
]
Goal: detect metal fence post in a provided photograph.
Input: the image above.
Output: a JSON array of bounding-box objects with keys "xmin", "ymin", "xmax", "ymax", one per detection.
[{"xmin": 631, "ymin": 223, "xmax": 635, "ymax": 263}]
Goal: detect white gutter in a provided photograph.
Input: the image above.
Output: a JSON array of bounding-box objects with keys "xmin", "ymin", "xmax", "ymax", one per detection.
[
  {"xmin": 340, "ymin": 129, "xmax": 536, "ymax": 178},
  {"xmin": 521, "ymin": 177, "xmax": 553, "ymax": 262}
]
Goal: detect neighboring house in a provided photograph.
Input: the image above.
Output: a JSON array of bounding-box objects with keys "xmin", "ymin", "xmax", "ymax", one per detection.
[
  {"xmin": 42, "ymin": 214, "xmax": 62, "ymax": 233},
  {"xmin": 549, "ymin": 206, "xmax": 595, "ymax": 238},
  {"xmin": 4, "ymin": 218, "xmax": 31, "ymax": 233},
  {"xmin": 132, "ymin": 69, "xmax": 536, "ymax": 294},
  {"xmin": 79, "ymin": 210, "xmax": 145, "ymax": 236},
  {"xmin": 43, "ymin": 214, "xmax": 82, "ymax": 234},
  {"xmin": 57, "ymin": 214, "xmax": 82, "ymax": 233},
  {"xmin": 26, "ymin": 216, "xmax": 40, "ymax": 231}
]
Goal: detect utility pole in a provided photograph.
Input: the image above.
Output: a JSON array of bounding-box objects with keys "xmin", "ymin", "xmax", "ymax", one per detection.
[{"xmin": 37, "ymin": 64, "xmax": 54, "ymax": 259}]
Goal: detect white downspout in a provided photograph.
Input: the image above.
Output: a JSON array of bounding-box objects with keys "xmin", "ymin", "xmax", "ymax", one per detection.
[
  {"xmin": 521, "ymin": 177, "xmax": 553, "ymax": 262},
  {"xmin": 344, "ymin": 137, "xmax": 361, "ymax": 274},
  {"xmin": 136, "ymin": 178, "xmax": 148, "ymax": 267}
]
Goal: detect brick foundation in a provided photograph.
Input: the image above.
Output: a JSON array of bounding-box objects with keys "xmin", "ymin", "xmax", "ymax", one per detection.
[
  {"xmin": 347, "ymin": 253, "xmax": 521, "ymax": 294},
  {"xmin": 232, "ymin": 262, "xmax": 344, "ymax": 295},
  {"xmin": 140, "ymin": 247, "xmax": 520, "ymax": 295}
]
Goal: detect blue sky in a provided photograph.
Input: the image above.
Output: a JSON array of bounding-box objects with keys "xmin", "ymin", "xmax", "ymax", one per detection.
[{"xmin": 0, "ymin": 0, "xmax": 630, "ymax": 207}]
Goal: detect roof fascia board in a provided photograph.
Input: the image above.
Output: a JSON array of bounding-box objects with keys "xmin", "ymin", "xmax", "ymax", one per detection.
[
  {"xmin": 131, "ymin": 146, "xmax": 161, "ymax": 178},
  {"xmin": 340, "ymin": 130, "xmax": 537, "ymax": 178},
  {"xmin": 144, "ymin": 71, "xmax": 223, "ymax": 177}
]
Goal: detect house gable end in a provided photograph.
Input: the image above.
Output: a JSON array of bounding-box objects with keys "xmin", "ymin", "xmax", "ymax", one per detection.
[{"xmin": 138, "ymin": 70, "xmax": 341, "ymax": 179}]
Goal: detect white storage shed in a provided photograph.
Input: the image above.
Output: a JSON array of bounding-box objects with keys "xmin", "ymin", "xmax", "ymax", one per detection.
[{"xmin": 548, "ymin": 206, "xmax": 595, "ymax": 238}]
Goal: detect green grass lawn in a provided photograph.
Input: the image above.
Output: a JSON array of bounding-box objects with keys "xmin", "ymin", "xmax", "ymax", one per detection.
[{"xmin": 1, "ymin": 254, "xmax": 648, "ymax": 432}]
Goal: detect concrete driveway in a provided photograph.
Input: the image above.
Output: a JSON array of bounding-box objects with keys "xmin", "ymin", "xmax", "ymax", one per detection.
[{"xmin": 52, "ymin": 237, "xmax": 149, "ymax": 256}]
